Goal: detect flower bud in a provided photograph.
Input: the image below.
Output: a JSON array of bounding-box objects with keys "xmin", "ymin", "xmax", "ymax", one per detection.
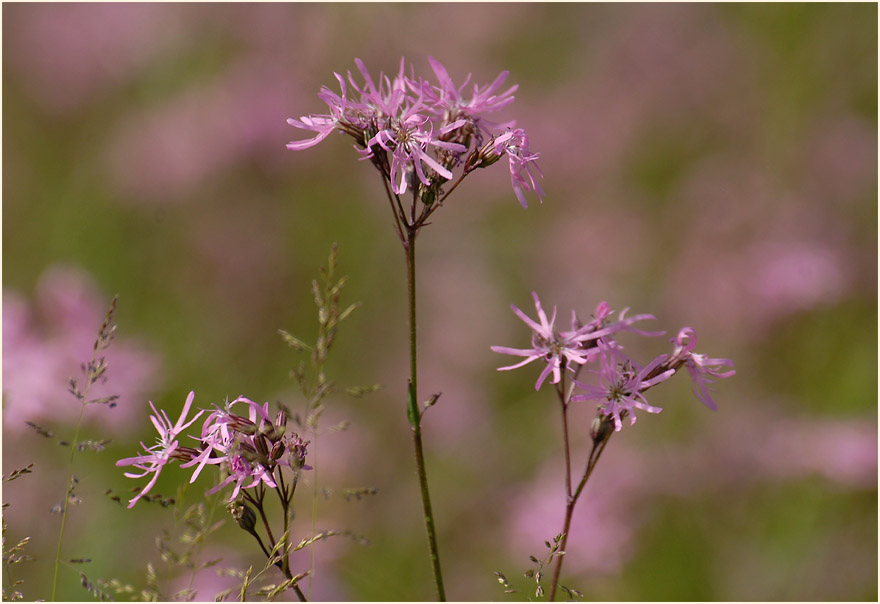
[
  {"xmin": 465, "ymin": 141, "xmax": 503, "ymax": 172},
  {"xmin": 590, "ymin": 413, "xmax": 613, "ymax": 443},
  {"xmin": 227, "ymin": 500, "xmax": 257, "ymax": 533},
  {"xmin": 170, "ymin": 446, "xmax": 201, "ymax": 463},
  {"xmin": 226, "ymin": 415, "xmax": 257, "ymax": 435},
  {"xmin": 274, "ymin": 409, "xmax": 288, "ymax": 429},
  {"xmin": 419, "ymin": 185, "xmax": 436, "ymax": 206},
  {"xmin": 254, "ymin": 433, "xmax": 270, "ymax": 458},
  {"xmin": 270, "ymin": 440, "xmax": 285, "ymax": 462}
]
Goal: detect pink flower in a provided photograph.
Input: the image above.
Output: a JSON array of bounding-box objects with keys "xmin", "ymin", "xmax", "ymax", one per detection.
[
  {"xmin": 286, "ymin": 56, "xmax": 544, "ymax": 208},
  {"xmin": 347, "ymin": 57, "xmax": 410, "ymax": 118},
  {"xmin": 669, "ymin": 327, "xmax": 735, "ymax": 410},
  {"xmin": 286, "ymin": 74, "xmax": 350, "ymax": 150},
  {"xmin": 116, "ymin": 391, "xmax": 204, "ymax": 508},
  {"xmin": 362, "ymin": 109, "xmax": 467, "ymax": 195},
  {"xmin": 2, "ymin": 264, "xmax": 162, "ymax": 431},
  {"xmin": 205, "ymin": 453, "xmax": 277, "ymax": 502},
  {"xmin": 425, "ymin": 56, "xmax": 518, "ymax": 119},
  {"xmin": 491, "ymin": 292, "xmax": 628, "ymax": 390},
  {"xmin": 572, "ymin": 341, "xmax": 674, "ymax": 431},
  {"xmin": 492, "ymin": 128, "xmax": 544, "ymax": 208},
  {"xmin": 180, "ymin": 395, "xmax": 271, "ymax": 484}
]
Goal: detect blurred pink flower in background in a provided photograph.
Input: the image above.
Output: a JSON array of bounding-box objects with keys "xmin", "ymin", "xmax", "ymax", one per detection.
[
  {"xmin": 687, "ymin": 407, "xmax": 878, "ymax": 491},
  {"xmin": 669, "ymin": 157, "xmax": 864, "ymax": 335},
  {"xmin": 3, "ymin": 3, "xmax": 181, "ymax": 114},
  {"xmin": 2, "ymin": 264, "xmax": 163, "ymax": 432},
  {"xmin": 803, "ymin": 116, "xmax": 877, "ymax": 204},
  {"xmin": 105, "ymin": 58, "xmax": 300, "ymax": 204},
  {"xmin": 413, "ymin": 240, "xmax": 501, "ymax": 451},
  {"xmin": 751, "ymin": 240, "xmax": 851, "ymax": 314},
  {"xmin": 505, "ymin": 405, "xmax": 875, "ymax": 577},
  {"xmin": 539, "ymin": 204, "xmax": 652, "ymax": 303},
  {"xmin": 531, "ymin": 4, "xmax": 744, "ymax": 181},
  {"xmin": 505, "ymin": 452, "xmax": 647, "ymax": 575}
]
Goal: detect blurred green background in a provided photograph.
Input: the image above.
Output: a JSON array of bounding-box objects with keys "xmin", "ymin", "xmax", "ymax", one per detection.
[{"xmin": 2, "ymin": 3, "xmax": 877, "ymax": 601}]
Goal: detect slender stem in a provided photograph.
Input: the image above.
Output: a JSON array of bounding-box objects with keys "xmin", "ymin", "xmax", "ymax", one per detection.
[
  {"xmin": 414, "ymin": 171, "xmax": 470, "ymax": 228},
  {"xmin": 549, "ymin": 375, "xmax": 572, "ymax": 603},
  {"xmin": 244, "ymin": 502, "xmax": 307, "ymax": 603},
  {"xmin": 574, "ymin": 433, "xmax": 611, "ymax": 503},
  {"xmin": 380, "ymin": 173, "xmax": 407, "ymax": 243},
  {"xmin": 245, "ymin": 490, "xmax": 278, "ymax": 550},
  {"xmin": 547, "ymin": 361, "xmax": 609, "ymax": 602},
  {"xmin": 273, "ymin": 477, "xmax": 292, "ymax": 578},
  {"xmin": 549, "ymin": 504, "xmax": 574, "ymax": 601},
  {"xmin": 51, "ymin": 402, "xmax": 86, "ymax": 601},
  {"xmin": 405, "ymin": 227, "xmax": 446, "ymax": 601},
  {"xmin": 556, "ymin": 376, "xmax": 572, "ymax": 501},
  {"xmin": 548, "ymin": 428, "xmax": 613, "ymax": 601},
  {"xmin": 309, "ymin": 428, "xmax": 318, "ymax": 599},
  {"xmin": 250, "ymin": 526, "xmax": 273, "ymax": 560}
]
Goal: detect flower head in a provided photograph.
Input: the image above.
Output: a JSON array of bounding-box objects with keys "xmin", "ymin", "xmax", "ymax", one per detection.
[
  {"xmin": 669, "ymin": 327, "xmax": 735, "ymax": 410},
  {"xmin": 116, "ymin": 391, "xmax": 203, "ymax": 508},
  {"xmin": 492, "ymin": 128, "xmax": 544, "ymax": 208},
  {"xmin": 206, "ymin": 452, "xmax": 277, "ymax": 502},
  {"xmin": 361, "ymin": 108, "xmax": 467, "ymax": 195},
  {"xmin": 491, "ymin": 293, "xmax": 665, "ymax": 391},
  {"xmin": 492, "ymin": 292, "xmax": 602, "ymax": 390},
  {"xmin": 425, "ymin": 56, "xmax": 518, "ymax": 120},
  {"xmin": 572, "ymin": 342, "xmax": 674, "ymax": 431},
  {"xmin": 286, "ymin": 57, "xmax": 543, "ymax": 208}
]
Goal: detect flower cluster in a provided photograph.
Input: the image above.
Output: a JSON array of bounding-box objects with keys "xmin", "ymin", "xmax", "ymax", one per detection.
[
  {"xmin": 492, "ymin": 292, "xmax": 735, "ymax": 430},
  {"xmin": 117, "ymin": 392, "xmax": 309, "ymax": 508},
  {"xmin": 287, "ymin": 56, "xmax": 543, "ymax": 208}
]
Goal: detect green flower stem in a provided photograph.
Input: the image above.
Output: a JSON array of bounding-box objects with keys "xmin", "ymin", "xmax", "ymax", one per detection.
[
  {"xmin": 245, "ymin": 485, "xmax": 307, "ymax": 602},
  {"xmin": 405, "ymin": 227, "xmax": 446, "ymax": 601},
  {"xmin": 547, "ymin": 375, "xmax": 613, "ymax": 602},
  {"xmin": 51, "ymin": 402, "xmax": 86, "ymax": 601}
]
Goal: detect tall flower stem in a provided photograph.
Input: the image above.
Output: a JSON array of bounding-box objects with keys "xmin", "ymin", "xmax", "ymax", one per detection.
[
  {"xmin": 405, "ymin": 227, "xmax": 446, "ymax": 601},
  {"xmin": 547, "ymin": 407, "xmax": 613, "ymax": 602}
]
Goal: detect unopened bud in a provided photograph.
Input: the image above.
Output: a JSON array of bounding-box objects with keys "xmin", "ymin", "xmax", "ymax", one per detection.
[
  {"xmin": 227, "ymin": 415, "xmax": 257, "ymax": 435},
  {"xmin": 590, "ymin": 413, "xmax": 613, "ymax": 443},
  {"xmin": 423, "ymin": 393, "xmax": 441, "ymax": 409},
  {"xmin": 170, "ymin": 446, "xmax": 201, "ymax": 463},
  {"xmin": 465, "ymin": 140, "xmax": 503, "ymax": 172},
  {"xmin": 254, "ymin": 433, "xmax": 270, "ymax": 458},
  {"xmin": 227, "ymin": 500, "xmax": 257, "ymax": 533}
]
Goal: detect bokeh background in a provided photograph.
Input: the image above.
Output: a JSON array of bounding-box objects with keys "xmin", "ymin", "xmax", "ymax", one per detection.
[{"xmin": 2, "ymin": 3, "xmax": 877, "ymax": 601}]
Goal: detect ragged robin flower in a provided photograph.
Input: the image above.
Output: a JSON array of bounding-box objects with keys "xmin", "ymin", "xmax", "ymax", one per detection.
[
  {"xmin": 571, "ymin": 340, "xmax": 675, "ymax": 431},
  {"xmin": 491, "ymin": 292, "xmax": 658, "ymax": 391},
  {"xmin": 286, "ymin": 56, "xmax": 544, "ymax": 208},
  {"xmin": 116, "ymin": 391, "xmax": 203, "ymax": 508},
  {"xmin": 666, "ymin": 327, "xmax": 736, "ymax": 410}
]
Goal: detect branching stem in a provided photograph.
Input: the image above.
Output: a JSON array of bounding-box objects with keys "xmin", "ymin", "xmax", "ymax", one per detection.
[{"xmin": 548, "ymin": 364, "xmax": 613, "ymax": 602}]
